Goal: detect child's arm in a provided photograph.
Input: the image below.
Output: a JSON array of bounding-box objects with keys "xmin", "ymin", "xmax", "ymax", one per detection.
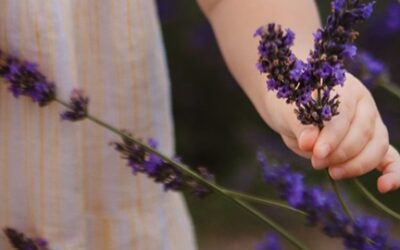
[{"xmin": 197, "ymin": 0, "xmax": 400, "ymax": 193}]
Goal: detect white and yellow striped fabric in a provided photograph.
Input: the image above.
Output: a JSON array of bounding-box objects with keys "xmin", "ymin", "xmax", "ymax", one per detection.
[{"xmin": 0, "ymin": 0, "xmax": 196, "ymax": 249}]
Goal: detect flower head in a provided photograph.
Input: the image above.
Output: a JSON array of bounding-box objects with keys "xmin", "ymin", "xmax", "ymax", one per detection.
[
  {"xmin": 111, "ymin": 134, "xmax": 214, "ymax": 198},
  {"xmin": 0, "ymin": 50, "xmax": 55, "ymax": 106}
]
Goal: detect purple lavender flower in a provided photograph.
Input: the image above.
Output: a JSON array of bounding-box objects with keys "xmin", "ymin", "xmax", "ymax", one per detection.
[
  {"xmin": 344, "ymin": 216, "xmax": 390, "ymax": 250},
  {"xmin": 347, "ymin": 51, "xmax": 385, "ymax": 88},
  {"xmin": 255, "ymin": 0, "xmax": 376, "ymax": 127},
  {"xmin": 60, "ymin": 89, "xmax": 89, "ymax": 121},
  {"xmin": 257, "ymin": 152, "xmax": 400, "ymax": 249},
  {"xmin": 3, "ymin": 227, "xmax": 50, "ymax": 250},
  {"xmin": 256, "ymin": 233, "xmax": 282, "ymax": 250},
  {"xmin": 259, "ymin": 153, "xmax": 304, "ymax": 207},
  {"xmin": 0, "ymin": 50, "xmax": 55, "ymax": 106},
  {"xmin": 385, "ymin": 2, "xmax": 400, "ymax": 33},
  {"xmin": 111, "ymin": 133, "xmax": 214, "ymax": 198}
]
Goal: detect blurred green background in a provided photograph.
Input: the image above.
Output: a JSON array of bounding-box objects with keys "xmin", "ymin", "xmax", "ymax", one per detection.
[{"xmin": 155, "ymin": 1, "xmax": 400, "ymax": 249}]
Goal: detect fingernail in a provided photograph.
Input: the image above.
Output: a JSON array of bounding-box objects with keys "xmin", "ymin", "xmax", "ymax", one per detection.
[
  {"xmin": 316, "ymin": 144, "xmax": 330, "ymax": 158},
  {"xmin": 330, "ymin": 168, "xmax": 345, "ymax": 179}
]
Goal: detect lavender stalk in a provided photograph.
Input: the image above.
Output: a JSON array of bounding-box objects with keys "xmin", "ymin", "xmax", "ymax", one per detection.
[{"xmin": 54, "ymin": 97, "xmax": 309, "ymax": 250}]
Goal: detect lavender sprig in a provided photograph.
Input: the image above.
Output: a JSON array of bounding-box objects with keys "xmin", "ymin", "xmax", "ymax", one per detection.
[
  {"xmin": 255, "ymin": 0, "xmax": 375, "ymax": 128},
  {"xmin": 257, "ymin": 153, "xmax": 400, "ymax": 250},
  {"xmin": 3, "ymin": 228, "xmax": 50, "ymax": 250}
]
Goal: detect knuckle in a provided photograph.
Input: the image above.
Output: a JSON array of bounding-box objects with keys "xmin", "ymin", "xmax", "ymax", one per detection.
[
  {"xmin": 330, "ymin": 149, "xmax": 347, "ymax": 164},
  {"xmin": 335, "ymin": 150, "xmax": 348, "ymax": 163},
  {"xmin": 361, "ymin": 125, "xmax": 374, "ymax": 140}
]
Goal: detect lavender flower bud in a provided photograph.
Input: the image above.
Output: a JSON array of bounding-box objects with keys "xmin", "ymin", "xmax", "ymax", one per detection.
[{"xmin": 60, "ymin": 89, "xmax": 89, "ymax": 121}]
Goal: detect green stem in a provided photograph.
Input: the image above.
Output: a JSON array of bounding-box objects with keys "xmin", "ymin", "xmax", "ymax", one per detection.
[
  {"xmin": 225, "ymin": 190, "xmax": 307, "ymax": 216},
  {"xmin": 378, "ymin": 77, "xmax": 400, "ymax": 100},
  {"xmin": 353, "ymin": 179, "xmax": 400, "ymax": 221},
  {"xmin": 55, "ymin": 98, "xmax": 309, "ymax": 250},
  {"xmin": 316, "ymin": 83, "xmax": 354, "ymax": 221},
  {"xmin": 327, "ymin": 173, "xmax": 353, "ymax": 220}
]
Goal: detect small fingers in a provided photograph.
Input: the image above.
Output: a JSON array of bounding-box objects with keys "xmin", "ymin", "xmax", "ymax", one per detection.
[
  {"xmin": 312, "ymin": 96, "xmax": 377, "ymax": 168},
  {"xmin": 377, "ymin": 145, "xmax": 400, "ymax": 193},
  {"xmin": 312, "ymin": 100, "xmax": 354, "ymax": 164},
  {"xmin": 328, "ymin": 119, "xmax": 389, "ymax": 180}
]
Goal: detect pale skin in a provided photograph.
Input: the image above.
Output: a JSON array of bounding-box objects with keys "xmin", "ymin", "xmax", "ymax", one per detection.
[{"xmin": 197, "ymin": 0, "xmax": 400, "ymax": 193}]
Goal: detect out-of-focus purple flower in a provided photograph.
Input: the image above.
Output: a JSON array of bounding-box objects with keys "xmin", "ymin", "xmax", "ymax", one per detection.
[
  {"xmin": 111, "ymin": 134, "xmax": 214, "ymax": 198},
  {"xmin": 0, "ymin": 50, "xmax": 55, "ymax": 106},
  {"xmin": 256, "ymin": 233, "xmax": 282, "ymax": 250},
  {"xmin": 259, "ymin": 152, "xmax": 304, "ymax": 207},
  {"xmin": 60, "ymin": 89, "xmax": 89, "ymax": 121},
  {"xmin": 386, "ymin": 2, "xmax": 400, "ymax": 33},
  {"xmin": 344, "ymin": 216, "xmax": 391, "ymax": 250},
  {"xmin": 255, "ymin": 0, "xmax": 375, "ymax": 128},
  {"xmin": 347, "ymin": 51, "xmax": 386, "ymax": 88},
  {"xmin": 363, "ymin": 1, "xmax": 400, "ymax": 41},
  {"xmin": 3, "ymin": 227, "xmax": 50, "ymax": 250},
  {"xmin": 258, "ymin": 152, "xmax": 400, "ymax": 249}
]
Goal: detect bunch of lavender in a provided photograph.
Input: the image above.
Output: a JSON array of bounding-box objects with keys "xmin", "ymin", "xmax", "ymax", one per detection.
[
  {"xmin": 111, "ymin": 134, "xmax": 214, "ymax": 198},
  {"xmin": 255, "ymin": 0, "xmax": 375, "ymax": 127},
  {"xmin": 257, "ymin": 153, "xmax": 400, "ymax": 250},
  {"xmin": 0, "ymin": 50, "xmax": 55, "ymax": 106},
  {"xmin": 3, "ymin": 228, "xmax": 50, "ymax": 250}
]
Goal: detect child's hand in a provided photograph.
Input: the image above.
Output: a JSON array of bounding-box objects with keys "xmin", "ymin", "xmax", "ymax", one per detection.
[{"xmin": 270, "ymin": 74, "xmax": 400, "ymax": 193}]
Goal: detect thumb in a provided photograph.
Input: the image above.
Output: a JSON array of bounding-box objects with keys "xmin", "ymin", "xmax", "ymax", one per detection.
[{"xmin": 293, "ymin": 124, "xmax": 320, "ymax": 152}]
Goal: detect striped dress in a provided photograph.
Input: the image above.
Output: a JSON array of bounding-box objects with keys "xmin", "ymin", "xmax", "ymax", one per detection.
[{"xmin": 0, "ymin": 0, "xmax": 196, "ymax": 249}]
